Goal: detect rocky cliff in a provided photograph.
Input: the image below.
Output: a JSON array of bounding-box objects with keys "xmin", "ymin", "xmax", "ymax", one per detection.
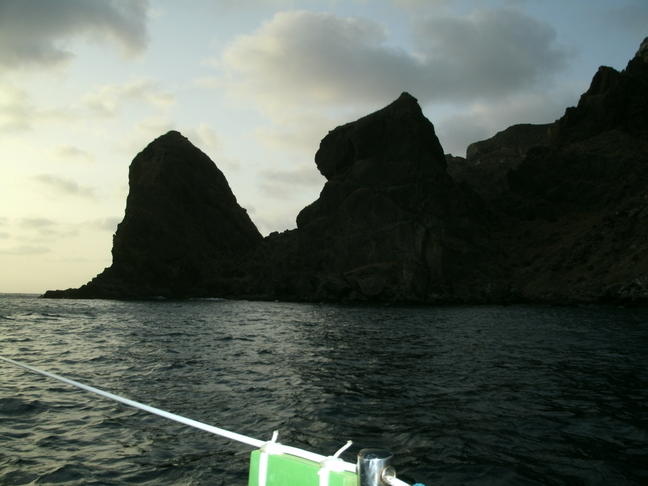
[
  {"xmin": 234, "ymin": 93, "xmax": 496, "ymax": 302},
  {"xmin": 45, "ymin": 38, "xmax": 648, "ymax": 303},
  {"xmin": 455, "ymin": 37, "xmax": 648, "ymax": 303},
  {"xmin": 447, "ymin": 123, "xmax": 552, "ymax": 199},
  {"xmin": 44, "ymin": 131, "xmax": 261, "ymax": 299}
]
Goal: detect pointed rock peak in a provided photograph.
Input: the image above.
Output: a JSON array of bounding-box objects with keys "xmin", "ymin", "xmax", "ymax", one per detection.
[
  {"xmin": 314, "ymin": 91, "xmax": 445, "ymax": 180},
  {"xmin": 161, "ymin": 129, "xmax": 183, "ymax": 138},
  {"xmin": 383, "ymin": 91, "xmax": 422, "ymax": 115},
  {"xmin": 635, "ymin": 36, "xmax": 648, "ymax": 63},
  {"xmin": 396, "ymin": 91, "xmax": 418, "ymax": 104},
  {"xmin": 152, "ymin": 130, "xmax": 188, "ymax": 144},
  {"xmin": 133, "ymin": 130, "xmax": 212, "ymax": 178},
  {"xmin": 140, "ymin": 130, "xmax": 198, "ymax": 155}
]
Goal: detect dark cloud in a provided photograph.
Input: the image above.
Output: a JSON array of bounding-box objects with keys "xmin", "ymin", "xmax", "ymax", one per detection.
[
  {"xmin": 33, "ymin": 174, "xmax": 96, "ymax": 199},
  {"xmin": 0, "ymin": 231, "xmax": 9, "ymax": 239},
  {"xmin": 413, "ymin": 8, "xmax": 567, "ymax": 101},
  {"xmin": 222, "ymin": 10, "xmax": 419, "ymax": 106},
  {"xmin": 221, "ymin": 8, "xmax": 568, "ymax": 108},
  {"xmin": 0, "ymin": 0, "xmax": 148, "ymax": 69}
]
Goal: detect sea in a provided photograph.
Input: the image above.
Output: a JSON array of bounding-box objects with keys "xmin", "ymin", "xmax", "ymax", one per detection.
[{"xmin": 0, "ymin": 294, "xmax": 646, "ymax": 486}]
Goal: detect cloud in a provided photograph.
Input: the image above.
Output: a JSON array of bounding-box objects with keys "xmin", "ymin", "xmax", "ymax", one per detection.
[
  {"xmin": 83, "ymin": 79, "xmax": 174, "ymax": 116},
  {"xmin": 259, "ymin": 165, "xmax": 325, "ymax": 198},
  {"xmin": 112, "ymin": 115, "xmax": 174, "ymax": 155},
  {"xmin": 251, "ymin": 210, "xmax": 298, "ymax": 236},
  {"xmin": 181, "ymin": 124, "xmax": 242, "ymax": 172},
  {"xmin": 255, "ymin": 110, "xmax": 339, "ymax": 155},
  {"xmin": 413, "ymin": 8, "xmax": 567, "ymax": 100},
  {"xmin": 0, "ymin": 232, "xmax": 9, "ymax": 239},
  {"xmin": 33, "ymin": 174, "xmax": 96, "ymax": 199},
  {"xmin": 435, "ymin": 87, "xmax": 579, "ymax": 155},
  {"xmin": 221, "ymin": 10, "xmax": 415, "ymax": 109},
  {"xmin": 0, "ymin": 0, "xmax": 149, "ymax": 70},
  {"xmin": 0, "ymin": 245, "xmax": 49, "ymax": 255},
  {"xmin": 0, "ymin": 81, "xmax": 75, "ymax": 132},
  {"xmin": 219, "ymin": 8, "xmax": 568, "ymax": 111},
  {"xmin": 184, "ymin": 123, "xmax": 221, "ymax": 154},
  {"xmin": 53, "ymin": 145, "xmax": 94, "ymax": 163},
  {"xmin": 15, "ymin": 216, "xmax": 118, "ymax": 239},
  {"xmin": 214, "ymin": 7, "xmax": 569, "ymax": 159},
  {"xmin": 87, "ymin": 217, "xmax": 121, "ymax": 232},
  {"xmin": 16, "ymin": 217, "xmax": 79, "ymax": 239},
  {"xmin": 135, "ymin": 116, "xmax": 175, "ymax": 136},
  {"xmin": 0, "ymin": 83, "xmax": 32, "ymax": 131},
  {"xmin": 19, "ymin": 217, "xmax": 57, "ymax": 229}
]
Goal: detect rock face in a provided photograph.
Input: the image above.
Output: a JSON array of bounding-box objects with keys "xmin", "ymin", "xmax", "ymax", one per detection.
[
  {"xmin": 237, "ymin": 93, "xmax": 494, "ymax": 302},
  {"xmin": 486, "ymin": 37, "xmax": 648, "ymax": 303},
  {"xmin": 44, "ymin": 131, "xmax": 261, "ymax": 298},
  {"xmin": 45, "ymin": 38, "xmax": 648, "ymax": 304},
  {"xmin": 447, "ymin": 123, "xmax": 551, "ymax": 198},
  {"xmin": 552, "ymin": 40, "xmax": 648, "ymax": 144}
]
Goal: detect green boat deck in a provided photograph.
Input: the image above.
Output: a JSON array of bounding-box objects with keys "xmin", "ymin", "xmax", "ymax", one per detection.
[{"xmin": 248, "ymin": 449, "xmax": 357, "ymax": 486}]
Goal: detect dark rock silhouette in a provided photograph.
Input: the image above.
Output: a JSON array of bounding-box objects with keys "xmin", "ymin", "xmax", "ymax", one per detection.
[
  {"xmin": 44, "ymin": 131, "xmax": 261, "ymax": 299},
  {"xmin": 486, "ymin": 36, "xmax": 648, "ymax": 303},
  {"xmin": 552, "ymin": 38, "xmax": 648, "ymax": 145},
  {"xmin": 45, "ymin": 37, "xmax": 648, "ymax": 303},
  {"xmin": 237, "ymin": 93, "xmax": 495, "ymax": 302},
  {"xmin": 447, "ymin": 123, "xmax": 551, "ymax": 198}
]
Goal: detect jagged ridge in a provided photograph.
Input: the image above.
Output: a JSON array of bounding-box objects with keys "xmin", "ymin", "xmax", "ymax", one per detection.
[{"xmin": 45, "ymin": 37, "xmax": 648, "ymax": 303}]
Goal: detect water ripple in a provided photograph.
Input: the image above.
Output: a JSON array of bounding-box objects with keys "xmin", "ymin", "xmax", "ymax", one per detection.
[{"xmin": 0, "ymin": 296, "xmax": 647, "ymax": 485}]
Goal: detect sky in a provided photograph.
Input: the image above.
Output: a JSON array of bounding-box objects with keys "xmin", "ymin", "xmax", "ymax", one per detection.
[{"xmin": 0, "ymin": 0, "xmax": 646, "ymax": 294}]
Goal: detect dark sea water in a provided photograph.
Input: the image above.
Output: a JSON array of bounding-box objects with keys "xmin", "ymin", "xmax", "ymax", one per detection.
[{"xmin": 0, "ymin": 294, "xmax": 647, "ymax": 486}]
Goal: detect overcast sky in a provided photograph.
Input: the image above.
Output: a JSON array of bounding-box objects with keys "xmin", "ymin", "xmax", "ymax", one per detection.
[{"xmin": 1, "ymin": 0, "xmax": 646, "ymax": 293}]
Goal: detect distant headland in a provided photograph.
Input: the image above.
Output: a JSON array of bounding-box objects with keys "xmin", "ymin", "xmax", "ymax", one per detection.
[{"xmin": 44, "ymin": 38, "xmax": 648, "ymax": 304}]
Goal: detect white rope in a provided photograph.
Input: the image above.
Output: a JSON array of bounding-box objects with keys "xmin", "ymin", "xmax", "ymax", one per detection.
[
  {"xmin": 318, "ymin": 440, "xmax": 353, "ymax": 486},
  {"xmin": 259, "ymin": 430, "xmax": 280, "ymax": 486},
  {"xmin": 0, "ymin": 356, "xmax": 264, "ymax": 447},
  {"xmin": 0, "ymin": 355, "xmax": 356, "ymax": 473}
]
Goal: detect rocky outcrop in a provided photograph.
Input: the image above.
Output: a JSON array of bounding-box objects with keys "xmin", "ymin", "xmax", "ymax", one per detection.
[
  {"xmin": 45, "ymin": 38, "xmax": 648, "ymax": 304},
  {"xmin": 552, "ymin": 39, "xmax": 648, "ymax": 145},
  {"xmin": 44, "ymin": 131, "xmax": 261, "ymax": 299},
  {"xmin": 488, "ymin": 37, "xmax": 648, "ymax": 303},
  {"xmin": 447, "ymin": 123, "xmax": 551, "ymax": 198},
  {"xmin": 235, "ymin": 93, "xmax": 496, "ymax": 302}
]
